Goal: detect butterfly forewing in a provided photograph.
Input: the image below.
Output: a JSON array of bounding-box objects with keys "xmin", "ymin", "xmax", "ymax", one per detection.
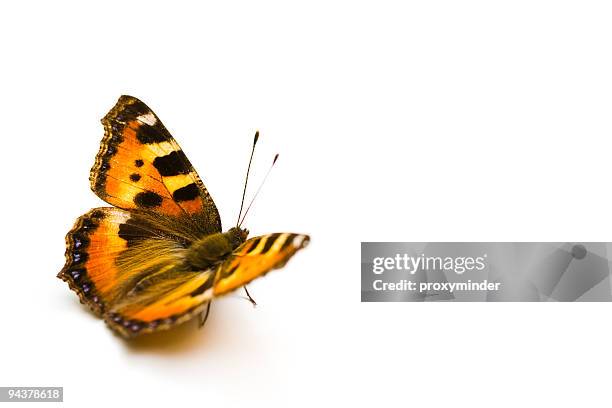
[
  {"xmin": 91, "ymin": 95, "xmax": 221, "ymax": 234},
  {"xmin": 213, "ymin": 233, "xmax": 310, "ymax": 296}
]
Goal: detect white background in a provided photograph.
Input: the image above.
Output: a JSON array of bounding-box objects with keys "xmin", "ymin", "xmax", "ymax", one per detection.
[{"xmin": 1, "ymin": 1, "xmax": 611, "ymax": 407}]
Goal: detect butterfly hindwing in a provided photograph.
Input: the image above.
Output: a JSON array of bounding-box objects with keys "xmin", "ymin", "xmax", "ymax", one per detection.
[
  {"xmin": 105, "ymin": 268, "xmax": 215, "ymax": 338},
  {"xmin": 58, "ymin": 208, "xmax": 204, "ymax": 317},
  {"xmin": 213, "ymin": 233, "xmax": 310, "ymax": 296},
  {"xmin": 91, "ymin": 95, "xmax": 221, "ymax": 234}
]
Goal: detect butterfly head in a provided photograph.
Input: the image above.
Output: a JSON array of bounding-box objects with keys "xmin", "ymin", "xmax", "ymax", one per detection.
[{"xmin": 226, "ymin": 226, "xmax": 249, "ymax": 249}]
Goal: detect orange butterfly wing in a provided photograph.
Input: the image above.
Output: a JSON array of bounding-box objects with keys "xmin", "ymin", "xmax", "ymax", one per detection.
[
  {"xmin": 105, "ymin": 269, "xmax": 216, "ymax": 337},
  {"xmin": 58, "ymin": 208, "xmax": 195, "ymax": 315},
  {"xmin": 214, "ymin": 233, "xmax": 310, "ymax": 296},
  {"xmin": 58, "ymin": 207, "xmax": 218, "ymax": 337},
  {"xmin": 91, "ymin": 95, "xmax": 221, "ymax": 234}
]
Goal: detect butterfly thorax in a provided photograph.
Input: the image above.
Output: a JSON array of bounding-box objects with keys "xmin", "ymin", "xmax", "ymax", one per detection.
[{"xmin": 186, "ymin": 227, "xmax": 249, "ymax": 270}]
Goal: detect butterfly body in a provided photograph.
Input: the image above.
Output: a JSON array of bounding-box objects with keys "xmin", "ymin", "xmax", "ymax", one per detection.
[
  {"xmin": 186, "ymin": 227, "xmax": 248, "ymax": 270},
  {"xmin": 58, "ymin": 96, "xmax": 309, "ymax": 338}
]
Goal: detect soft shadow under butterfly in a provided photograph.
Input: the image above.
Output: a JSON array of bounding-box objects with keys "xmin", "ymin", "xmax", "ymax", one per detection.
[{"xmin": 58, "ymin": 95, "xmax": 309, "ymax": 338}]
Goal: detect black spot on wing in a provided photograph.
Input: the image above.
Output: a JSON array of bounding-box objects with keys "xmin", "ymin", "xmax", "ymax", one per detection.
[
  {"xmin": 90, "ymin": 210, "xmax": 105, "ymax": 219},
  {"xmin": 113, "ymin": 98, "xmax": 151, "ymax": 123},
  {"xmin": 68, "ymin": 268, "xmax": 84, "ymax": 281},
  {"xmin": 261, "ymin": 233, "xmax": 281, "ymax": 254},
  {"xmin": 173, "ymin": 183, "xmax": 199, "ymax": 202},
  {"xmin": 134, "ymin": 191, "xmax": 163, "ymax": 208},
  {"xmin": 72, "ymin": 232, "xmax": 89, "ymax": 250},
  {"xmin": 135, "ymin": 159, "xmax": 144, "ymax": 167},
  {"xmin": 153, "ymin": 151, "xmax": 191, "ymax": 176},
  {"xmin": 129, "ymin": 173, "xmax": 141, "ymax": 182},
  {"xmin": 80, "ymin": 217, "xmax": 97, "ymax": 231},
  {"xmin": 94, "ymin": 176, "xmax": 106, "ymax": 194},
  {"xmin": 123, "ymin": 100, "xmax": 150, "ymax": 117},
  {"xmin": 118, "ymin": 220, "xmax": 151, "ymax": 247},
  {"xmin": 136, "ymin": 124, "xmax": 171, "ymax": 144},
  {"xmin": 71, "ymin": 251, "xmax": 88, "ymax": 264}
]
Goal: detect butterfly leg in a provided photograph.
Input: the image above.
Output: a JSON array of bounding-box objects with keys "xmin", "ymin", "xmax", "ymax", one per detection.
[
  {"xmin": 198, "ymin": 302, "xmax": 212, "ymax": 328},
  {"xmin": 243, "ymin": 286, "xmax": 257, "ymax": 307}
]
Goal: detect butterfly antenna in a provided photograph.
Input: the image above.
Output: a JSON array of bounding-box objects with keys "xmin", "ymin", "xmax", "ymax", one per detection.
[
  {"xmin": 236, "ymin": 131, "xmax": 259, "ymax": 226},
  {"xmin": 239, "ymin": 153, "xmax": 279, "ymax": 227}
]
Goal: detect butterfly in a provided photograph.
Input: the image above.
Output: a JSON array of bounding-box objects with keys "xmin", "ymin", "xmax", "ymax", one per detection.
[{"xmin": 58, "ymin": 95, "xmax": 309, "ymax": 338}]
